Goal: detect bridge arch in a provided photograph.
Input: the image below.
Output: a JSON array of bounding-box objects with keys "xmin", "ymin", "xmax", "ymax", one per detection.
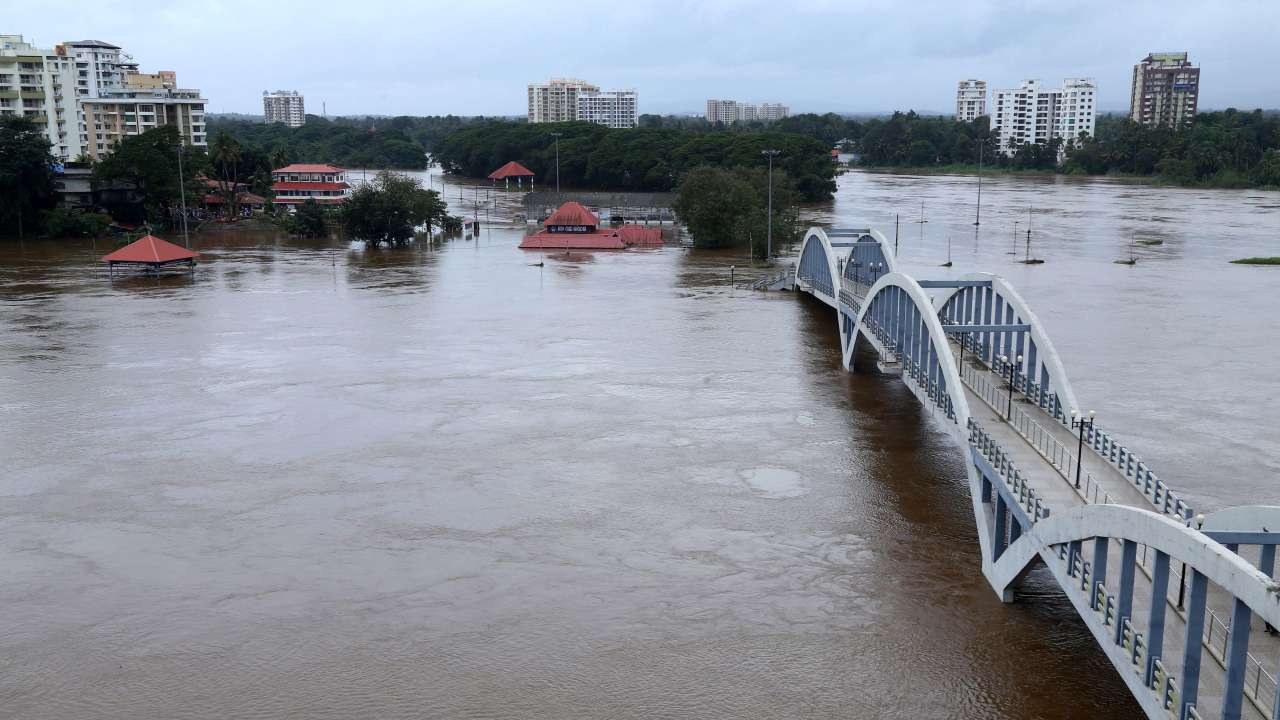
[
  {"xmin": 935, "ymin": 272, "xmax": 1080, "ymax": 421},
  {"xmin": 794, "ymin": 228, "xmax": 841, "ymax": 307},
  {"xmin": 993, "ymin": 504, "xmax": 1280, "ymax": 626},
  {"xmin": 849, "ymin": 272, "xmax": 971, "ymax": 438}
]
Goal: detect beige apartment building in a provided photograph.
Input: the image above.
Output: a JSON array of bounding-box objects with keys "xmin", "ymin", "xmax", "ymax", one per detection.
[
  {"xmin": 79, "ymin": 73, "xmax": 205, "ymax": 160},
  {"xmin": 1130, "ymin": 52, "xmax": 1200, "ymax": 128},
  {"xmin": 2, "ymin": 34, "xmax": 206, "ymax": 161},
  {"xmin": 528, "ymin": 78, "xmax": 599, "ymax": 123}
]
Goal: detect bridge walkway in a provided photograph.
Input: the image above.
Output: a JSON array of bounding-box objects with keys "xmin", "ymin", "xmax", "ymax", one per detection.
[{"xmin": 954, "ymin": 340, "xmax": 1280, "ymax": 720}]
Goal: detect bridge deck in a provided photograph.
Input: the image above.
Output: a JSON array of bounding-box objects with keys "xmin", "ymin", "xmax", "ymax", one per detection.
[{"xmin": 955, "ymin": 341, "xmax": 1279, "ymax": 720}]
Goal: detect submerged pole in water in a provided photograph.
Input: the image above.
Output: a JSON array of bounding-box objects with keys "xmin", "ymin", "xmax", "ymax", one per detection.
[{"xmin": 974, "ymin": 139, "xmax": 983, "ymax": 226}]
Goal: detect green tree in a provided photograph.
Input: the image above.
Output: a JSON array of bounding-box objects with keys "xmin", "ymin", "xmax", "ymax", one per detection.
[
  {"xmin": 39, "ymin": 208, "xmax": 111, "ymax": 238},
  {"xmin": 0, "ymin": 116, "xmax": 57, "ymax": 237},
  {"xmin": 341, "ymin": 171, "xmax": 450, "ymax": 245},
  {"xmin": 673, "ymin": 165, "xmax": 800, "ymax": 259},
  {"xmin": 92, "ymin": 125, "xmax": 206, "ymax": 225},
  {"xmin": 209, "ymin": 131, "xmax": 244, "ymax": 218},
  {"xmin": 283, "ymin": 198, "xmax": 329, "ymax": 237},
  {"xmin": 432, "ymin": 120, "xmax": 837, "ymax": 201}
]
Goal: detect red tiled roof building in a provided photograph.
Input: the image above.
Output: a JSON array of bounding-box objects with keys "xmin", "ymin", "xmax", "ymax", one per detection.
[
  {"xmin": 271, "ymin": 163, "xmax": 351, "ymax": 206},
  {"xmin": 488, "ymin": 160, "xmax": 535, "ymax": 190},
  {"xmin": 520, "ymin": 201, "xmax": 663, "ymax": 250}
]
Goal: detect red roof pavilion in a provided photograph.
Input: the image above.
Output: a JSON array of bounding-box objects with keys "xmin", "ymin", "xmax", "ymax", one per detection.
[
  {"xmin": 519, "ymin": 201, "xmax": 664, "ymax": 250},
  {"xmin": 100, "ymin": 234, "xmax": 198, "ymax": 270},
  {"xmin": 488, "ymin": 161, "xmax": 535, "ymax": 180},
  {"xmin": 545, "ymin": 201, "xmax": 599, "ymax": 228}
]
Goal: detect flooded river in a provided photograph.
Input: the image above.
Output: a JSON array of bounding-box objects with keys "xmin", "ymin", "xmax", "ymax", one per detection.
[{"xmin": 1, "ymin": 170, "xmax": 1276, "ymax": 718}]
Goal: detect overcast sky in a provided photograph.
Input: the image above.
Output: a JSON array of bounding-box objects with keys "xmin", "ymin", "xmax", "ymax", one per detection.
[{"xmin": 9, "ymin": 0, "xmax": 1278, "ymax": 116}]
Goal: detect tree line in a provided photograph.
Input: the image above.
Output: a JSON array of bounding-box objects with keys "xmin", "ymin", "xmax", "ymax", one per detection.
[
  {"xmin": 432, "ymin": 120, "xmax": 837, "ymax": 202},
  {"xmin": 204, "ymin": 115, "xmax": 496, "ymax": 172}
]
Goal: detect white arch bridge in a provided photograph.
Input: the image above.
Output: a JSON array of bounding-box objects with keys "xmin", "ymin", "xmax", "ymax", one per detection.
[{"xmin": 793, "ymin": 226, "xmax": 1280, "ymax": 720}]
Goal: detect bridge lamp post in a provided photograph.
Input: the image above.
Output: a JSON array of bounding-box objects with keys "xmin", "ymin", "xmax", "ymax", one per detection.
[
  {"xmin": 871, "ymin": 261, "xmax": 883, "ymax": 284},
  {"xmin": 1070, "ymin": 409, "xmax": 1096, "ymax": 490},
  {"xmin": 762, "ymin": 149, "xmax": 781, "ymax": 259},
  {"xmin": 1001, "ymin": 354, "xmax": 1022, "ymax": 420},
  {"xmin": 1177, "ymin": 514, "xmax": 1207, "ymax": 608}
]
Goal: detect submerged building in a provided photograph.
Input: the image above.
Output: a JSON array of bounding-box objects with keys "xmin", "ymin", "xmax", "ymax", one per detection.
[
  {"xmin": 270, "ymin": 163, "xmax": 351, "ymax": 206},
  {"xmin": 520, "ymin": 201, "xmax": 663, "ymax": 250}
]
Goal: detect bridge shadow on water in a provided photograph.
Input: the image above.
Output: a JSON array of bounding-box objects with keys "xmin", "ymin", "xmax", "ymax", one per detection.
[{"xmin": 791, "ymin": 292, "xmax": 1142, "ymax": 719}]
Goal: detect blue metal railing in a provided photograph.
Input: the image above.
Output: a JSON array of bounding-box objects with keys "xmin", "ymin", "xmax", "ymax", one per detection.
[
  {"xmin": 968, "ymin": 418, "xmax": 1051, "ymax": 523},
  {"xmin": 958, "ymin": 334, "xmax": 1194, "ymax": 523}
]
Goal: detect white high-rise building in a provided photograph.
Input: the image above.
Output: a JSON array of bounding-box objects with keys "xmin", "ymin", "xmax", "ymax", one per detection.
[
  {"xmin": 706, "ymin": 99, "xmax": 790, "ymax": 124},
  {"xmin": 0, "ymin": 35, "xmax": 83, "ymax": 160},
  {"xmin": 756, "ymin": 103, "xmax": 790, "ymax": 121},
  {"xmin": 263, "ymin": 90, "xmax": 305, "ymax": 127},
  {"xmin": 955, "ymin": 79, "xmax": 987, "ymax": 122},
  {"xmin": 2, "ymin": 35, "xmax": 207, "ymax": 161},
  {"xmin": 991, "ymin": 78, "xmax": 1096, "ymax": 154},
  {"xmin": 576, "ymin": 89, "xmax": 637, "ymax": 129},
  {"xmin": 528, "ymin": 78, "xmax": 599, "ymax": 123}
]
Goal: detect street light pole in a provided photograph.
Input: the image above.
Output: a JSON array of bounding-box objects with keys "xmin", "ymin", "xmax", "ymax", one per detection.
[
  {"xmin": 762, "ymin": 149, "xmax": 780, "ymax": 259},
  {"xmin": 1001, "ymin": 354, "xmax": 1022, "ymax": 420},
  {"xmin": 176, "ymin": 142, "xmax": 190, "ymax": 248},
  {"xmin": 551, "ymin": 132, "xmax": 563, "ymax": 193},
  {"xmin": 1070, "ymin": 409, "xmax": 1096, "ymax": 490},
  {"xmin": 973, "ymin": 138, "xmax": 983, "ymax": 226}
]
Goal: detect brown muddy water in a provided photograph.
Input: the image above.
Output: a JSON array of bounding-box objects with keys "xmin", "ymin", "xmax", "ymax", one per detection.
[{"xmin": 1, "ymin": 169, "xmax": 1276, "ymax": 719}]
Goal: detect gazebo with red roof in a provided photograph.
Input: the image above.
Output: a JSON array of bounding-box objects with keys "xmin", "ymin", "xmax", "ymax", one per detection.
[
  {"xmin": 488, "ymin": 160, "xmax": 535, "ymax": 191},
  {"xmin": 100, "ymin": 234, "xmax": 199, "ymax": 274}
]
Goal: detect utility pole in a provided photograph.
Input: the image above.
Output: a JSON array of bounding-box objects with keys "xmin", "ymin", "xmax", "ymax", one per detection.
[
  {"xmin": 551, "ymin": 132, "xmax": 563, "ymax": 193},
  {"xmin": 1025, "ymin": 205, "xmax": 1032, "ymax": 262},
  {"xmin": 176, "ymin": 142, "xmax": 190, "ymax": 248},
  {"xmin": 761, "ymin": 149, "xmax": 780, "ymax": 259},
  {"xmin": 973, "ymin": 138, "xmax": 983, "ymax": 226}
]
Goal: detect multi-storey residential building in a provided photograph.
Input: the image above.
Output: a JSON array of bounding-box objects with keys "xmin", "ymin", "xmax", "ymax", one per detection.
[
  {"xmin": 528, "ymin": 78, "xmax": 599, "ymax": 123},
  {"xmin": 66, "ymin": 40, "xmax": 126, "ymax": 99},
  {"xmin": 270, "ymin": 164, "xmax": 351, "ymax": 206},
  {"xmin": 955, "ymin": 79, "xmax": 987, "ymax": 122},
  {"xmin": 264, "ymin": 90, "xmax": 305, "ymax": 127},
  {"xmin": 756, "ymin": 103, "xmax": 790, "ymax": 121},
  {"xmin": 1130, "ymin": 52, "xmax": 1200, "ymax": 128},
  {"xmin": 1, "ymin": 35, "xmax": 206, "ymax": 160},
  {"xmin": 0, "ymin": 35, "xmax": 82, "ymax": 160},
  {"xmin": 576, "ymin": 89, "xmax": 637, "ymax": 129},
  {"xmin": 991, "ymin": 78, "xmax": 1096, "ymax": 154},
  {"xmin": 706, "ymin": 99, "xmax": 740, "ymax": 124},
  {"xmin": 79, "ymin": 71, "xmax": 206, "ymax": 160},
  {"xmin": 706, "ymin": 99, "xmax": 790, "ymax": 124}
]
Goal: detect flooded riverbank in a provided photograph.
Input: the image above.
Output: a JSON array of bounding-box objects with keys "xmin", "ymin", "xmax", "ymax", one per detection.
[{"xmin": 1, "ymin": 169, "xmax": 1275, "ymax": 718}]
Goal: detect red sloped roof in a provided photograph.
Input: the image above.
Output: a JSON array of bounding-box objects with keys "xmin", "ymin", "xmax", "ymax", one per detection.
[
  {"xmin": 488, "ymin": 160, "xmax": 535, "ymax": 179},
  {"xmin": 519, "ymin": 230, "xmax": 626, "ymax": 250},
  {"xmin": 274, "ymin": 164, "xmax": 344, "ymax": 173},
  {"xmin": 100, "ymin": 235, "xmax": 199, "ymax": 263},
  {"xmin": 618, "ymin": 225, "xmax": 664, "ymax": 246},
  {"xmin": 545, "ymin": 201, "xmax": 599, "ymax": 227}
]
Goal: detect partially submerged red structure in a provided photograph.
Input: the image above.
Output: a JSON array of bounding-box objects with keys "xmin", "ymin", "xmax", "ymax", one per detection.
[
  {"xmin": 100, "ymin": 234, "xmax": 199, "ymax": 273},
  {"xmin": 488, "ymin": 161, "xmax": 535, "ymax": 190},
  {"xmin": 519, "ymin": 201, "xmax": 664, "ymax": 250}
]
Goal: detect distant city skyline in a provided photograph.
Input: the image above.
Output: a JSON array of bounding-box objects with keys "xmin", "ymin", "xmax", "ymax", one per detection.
[{"xmin": 6, "ymin": 1, "xmax": 1278, "ymax": 117}]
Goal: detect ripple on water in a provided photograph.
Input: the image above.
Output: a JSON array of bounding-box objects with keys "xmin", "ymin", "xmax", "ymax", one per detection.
[{"xmin": 738, "ymin": 467, "xmax": 806, "ymax": 498}]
